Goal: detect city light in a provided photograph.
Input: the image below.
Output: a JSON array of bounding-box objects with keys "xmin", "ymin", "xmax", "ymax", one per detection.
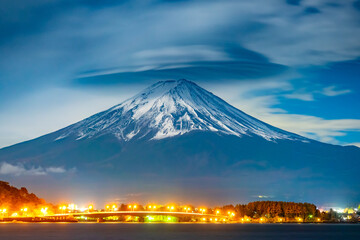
[
  {"xmin": 40, "ymin": 207, "xmax": 48, "ymax": 215},
  {"xmin": 88, "ymin": 205, "xmax": 93, "ymax": 211},
  {"xmin": 147, "ymin": 205, "xmax": 157, "ymax": 210},
  {"xmin": 128, "ymin": 204, "xmax": 137, "ymax": 211},
  {"xmin": 1, "ymin": 200, "xmax": 347, "ymax": 224},
  {"xmin": 199, "ymin": 208, "xmax": 206, "ymax": 214}
]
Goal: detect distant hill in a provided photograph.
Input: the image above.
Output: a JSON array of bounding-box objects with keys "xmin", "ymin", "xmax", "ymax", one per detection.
[{"xmin": 0, "ymin": 181, "xmax": 45, "ymax": 212}]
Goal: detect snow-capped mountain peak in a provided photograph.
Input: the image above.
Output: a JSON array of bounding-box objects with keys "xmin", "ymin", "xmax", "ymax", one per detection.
[{"xmin": 56, "ymin": 79, "xmax": 305, "ymax": 142}]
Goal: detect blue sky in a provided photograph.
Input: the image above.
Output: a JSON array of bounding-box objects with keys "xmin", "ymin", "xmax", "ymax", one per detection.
[{"xmin": 0, "ymin": 0, "xmax": 359, "ymax": 148}]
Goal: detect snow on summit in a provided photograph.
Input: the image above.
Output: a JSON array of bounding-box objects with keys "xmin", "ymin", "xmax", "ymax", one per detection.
[{"xmin": 56, "ymin": 79, "xmax": 306, "ymax": 142}]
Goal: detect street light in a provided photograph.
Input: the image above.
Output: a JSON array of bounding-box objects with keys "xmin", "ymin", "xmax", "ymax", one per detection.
[
  {"xmin": 147, "ymin": 205, "xmax": 156, "ymax": 211},
  {"xmin": 128, "ymin": 204, "xmax": 137, "ymax": 211},
  {"xmin": 88, "ymin": 205, "xmax": 93, "ymax": 212},
  {"xmin": 112, "ymin": 205, "xmax": 117, "ymax": 211}
]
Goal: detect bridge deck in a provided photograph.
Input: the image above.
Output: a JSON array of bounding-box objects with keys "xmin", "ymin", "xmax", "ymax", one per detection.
[{"xmin": 50, "ymin": 211, "xmax": 228, "ymax": 219}]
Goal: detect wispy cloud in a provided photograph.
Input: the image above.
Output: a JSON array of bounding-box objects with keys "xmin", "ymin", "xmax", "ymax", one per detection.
[
  {"xmin": 321, "ymin": 86, "xmax": 351, "ymax": 97},
  {"xmin": 283, "ymin": 85, "xmax": 351, "ymax": 101},
  {"xmin": 261, "ymin": 114, "xmax": 360, "ymax": 144},
  {"xmin": 133, "ymin": 45, "xmax": 231, "ymax": 64},
  {"xmin": 284, "ymin": 92, "xmax": 315, "ymax": 101},
  {"xmin": 0, "ymin": 162, "xmax": 73, "ymax": 176},
  {"xmin": 256, "ymin": 195, "xmax": 273, "ymax": 199}
]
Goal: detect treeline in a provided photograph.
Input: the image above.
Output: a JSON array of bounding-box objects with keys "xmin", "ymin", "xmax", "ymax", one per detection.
[
  {"xmin": 0, "ymin": 181, "xmax": 45, "ymax": 212},
  {"xmin": 222, "ymin": 201, "xmax": 319, "ymax": 220}
]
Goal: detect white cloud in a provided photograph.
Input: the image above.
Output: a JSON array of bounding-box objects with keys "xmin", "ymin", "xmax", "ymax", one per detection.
[
  {"xmin": 0, "ymin": 162, "xmax": 70, "ymax": 176},
  {"xmin": 0, "ymin": 162, "xmax": 46, "ymax": 176},
  {"xmin": 321, "ymin": 86, "xmax": 351, "ymax": 97},
  {"xmin": 133, "ymin": 45, "xmax": 230, "ymax": 64},
  {"xmin": 46, "ymin": 167, "xmax": 66, "ymax": 173},
  {"xmin": 260, "ymin": 114, "xmax": 360, "ymax": 144},
  {"xmin": 284, "ymin": 92, "xmax": 314, "ymax": 101},
  {"xmin": 242, "ymin": 1, "xmax": 360, "ymax": 65},
  {"xmin": 282, "ymin": 85, "xmax": 351, "ymax": 101}
]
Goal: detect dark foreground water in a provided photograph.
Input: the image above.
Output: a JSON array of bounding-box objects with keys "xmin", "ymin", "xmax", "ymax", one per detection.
[{"xmin": 0, "ymin": 223, "xmax": 359, "ymax": 240}]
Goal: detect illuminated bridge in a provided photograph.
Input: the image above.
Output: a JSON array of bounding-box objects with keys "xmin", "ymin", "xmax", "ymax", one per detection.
[
  {"xmin": 4, "ymin": 211, "xmax": 231, "ymax": 222},
  {"xmin": 47, "ymin": 211, "xmax": 230, "ymax": 222}
]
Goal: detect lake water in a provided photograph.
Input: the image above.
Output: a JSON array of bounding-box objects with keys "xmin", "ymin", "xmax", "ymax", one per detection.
[{"xmin": 0, "ymin": 223, "xmax": 359, "ymax": 240}]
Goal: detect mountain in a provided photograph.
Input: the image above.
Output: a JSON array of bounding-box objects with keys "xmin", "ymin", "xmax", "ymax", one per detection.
[
  {"xmin": 0, "ymin": 79, "xmax": 359, "ymax": 205},
  {"xmin": 56, "ymin": 79, "xmax": 305, "ymax": 142}
]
